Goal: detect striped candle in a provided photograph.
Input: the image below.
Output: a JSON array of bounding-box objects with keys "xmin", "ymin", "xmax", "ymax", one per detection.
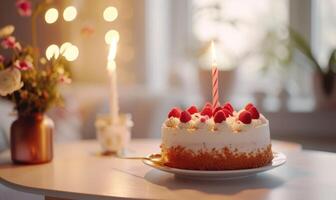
[{"xmin": 211, "ymin": 41, "xmax": 219, "ymax": 108}]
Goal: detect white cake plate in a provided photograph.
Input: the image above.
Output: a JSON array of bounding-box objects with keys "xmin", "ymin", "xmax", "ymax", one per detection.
[{"xmin": 143, "ymin": 152, "xmax": 286, "ymax": 180}]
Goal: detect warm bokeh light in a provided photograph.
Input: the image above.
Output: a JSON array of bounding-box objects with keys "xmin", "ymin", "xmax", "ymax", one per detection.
[
  {"xmin": 45, "ymin": 8, "xmax": 59, "ymax": 24},
  {"xmin": 63, "ymin": 6, "xmax": 77, "ymax": 21},
  {"xmin": 45, "ymin": 44, "xmax": 59, "ymax": 60},
  {"xmin": 105, "ymin": 30, "xmax": 120, "ymax": 44},
  {"xmin": 63, "ymin": 44, "xmax": 79, "ymax": 61},
  {"xmin": 103, "ymin": 6, "xmax": 118, "ymax": 22},
  {"xmin": 60, "ymin": 42, "xmax": 72, "ymax": 54}
]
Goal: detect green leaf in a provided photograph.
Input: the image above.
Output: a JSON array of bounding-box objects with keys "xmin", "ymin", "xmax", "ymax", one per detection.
[
  {"xmin": 327, "ymin": 49, "xmax": 336, "ymax": 73},
  {"xmin": 289, "ymin": 27, "xmax": 323, "ymax": 74}
]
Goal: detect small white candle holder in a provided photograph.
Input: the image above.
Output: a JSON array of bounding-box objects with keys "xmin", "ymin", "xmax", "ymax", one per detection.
[{"xmin": 95, "ymin": 113, "xmax": 133, "ymax": 154}]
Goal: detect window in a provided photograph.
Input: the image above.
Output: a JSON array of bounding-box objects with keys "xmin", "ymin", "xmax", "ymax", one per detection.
[
  {"xmin": 192, "ymin": 0, "xmax": 290, "ymax": 110},
  {"xmin": 312, "ymin": 0, "xmax": 336, "ymax": 68}
]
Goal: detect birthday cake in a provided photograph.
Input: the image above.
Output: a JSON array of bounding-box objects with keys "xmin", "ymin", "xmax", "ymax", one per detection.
[{"xmin": 160, "ymin": 102, "xmax": 273, "ymax": 170}]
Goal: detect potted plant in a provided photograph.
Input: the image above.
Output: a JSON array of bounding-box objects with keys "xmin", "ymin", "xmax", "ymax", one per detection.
[
  {"xmin": 0, "ymin": 0, "xmax": 72, "ymax": 164},
  {"xmin": 290, "ymin": 28, "xmax": 336, "ymax": 109}
]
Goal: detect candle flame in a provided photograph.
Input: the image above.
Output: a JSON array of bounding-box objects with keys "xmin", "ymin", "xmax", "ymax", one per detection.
[
  {"xmin": 107, "ymin": 37, "xmax": 118, "ymax": 71},
  {"xmin": 211, "ymin": 41, "xmax": 217, "ymax": 66}
]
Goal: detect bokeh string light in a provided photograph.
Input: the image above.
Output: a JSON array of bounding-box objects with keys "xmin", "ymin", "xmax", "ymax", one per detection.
[
  {"xmin": 45, "ymin": 44, "xmax": 59, "ymax": 60},
  {"xmin": 44, "ymin": 5, "xmax": 123, "ymax": 62},
  {"xmin": 103, "ymin": 6, "xmax": 118, "ymax": 22},
  {"xmin": 63, "ymin": 6, "xmax": 77, "ymax": 22},
  {"xmin": 45, "ymin": 8, "xmax": 58, "ymax": 24},
  {"xmin": 46, "ymin": 42, "xmax": 79, "ymax": 61}
]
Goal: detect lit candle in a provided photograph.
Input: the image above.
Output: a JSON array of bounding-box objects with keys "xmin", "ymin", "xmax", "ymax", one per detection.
[
  {"xmin": 211, "ymin": 41, "xmax": 219, "ymax": 108},
  {"xmin": 107, "ymin": 37, "xmax": 119, "ymax": 124}
]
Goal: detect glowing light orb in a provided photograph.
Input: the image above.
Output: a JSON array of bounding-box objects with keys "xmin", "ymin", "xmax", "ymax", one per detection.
[
  {"xmin": 60, "ymin": 42, "xmax": 73, "ymax": 54},
  {"xmin": 103, "ymin": 7, "xmax": 118, "ymax": 22},
  {"xmin": 45, "ymin": 8, "xmax": 59, "ymax": 24},
  {"xmin": 63, "ymin": 6, "xmax": 77, "ymax": 22},
  {"xmin": 46, "ymin": 44, "xmax": 59, "ymax": 60},
  {"xmin": 63, "ymin": 44, "xmax": 79, "ymax": 61}
]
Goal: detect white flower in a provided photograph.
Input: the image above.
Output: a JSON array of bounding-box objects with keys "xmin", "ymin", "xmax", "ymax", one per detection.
[
  {"xmin": 0, "ymin": 67, "xmax": 23, "ymax": 96},
  {"xmin": 0, "ymin": 25, "xmax": 15, "ymax": 38}
]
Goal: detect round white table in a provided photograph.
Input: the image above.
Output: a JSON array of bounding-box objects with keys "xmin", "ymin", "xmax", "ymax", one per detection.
[{"xmin": 0, "ymin": 139, "xmax": 335, "ymax": 200}]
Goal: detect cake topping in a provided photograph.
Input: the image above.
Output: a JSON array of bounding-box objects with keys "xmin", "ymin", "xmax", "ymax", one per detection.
[
  {"xmin": 165, "ymin": 117, "xmax": 180, "ymax": 128},
  {"xmin": 222, "ymin": 108, "xmax": 233, "ymax": 117},
  {"xmin": 164, "ymin": 102, "xmax": 267, "ymax": 132},
  {"xmin": 223, "ymin": 102, "xmax": 234, "ymax": 112},
  {"xmin": 201, "ymin": 106, "xmax": 212, "ymax": 117},
  {"xmin": 178, "ymin": 120, "xmax": 195, "ymax": 129},
  {"xmin": 244, "ymin": 103, "xmax": 254, "ymax": 111},
  {"xmin": 187, "ymin": 105, "xmax": 198, "ymax": 115},
  {"xmin": 180, "ymin": 110, "xmax": 192, "ymax": 123},
  {"xmin": 247, "ymin": 106, "xmax": 260, "ymax": 119},
  {"xmin": 168, "ymin": 107, "xmax": 181, "ymax": 118},
  {"xmin": 205, "ymin": 102, "xmax": 212, "ymax": 108},
  {"xmin": 213, "ymin": 106, "xmax": 222, "ymax": 115},
  {"xmin": 214, "ymin": 111, "xmax": 226, "ymax": 123},
  {"xmin": 200, "ymin": 116, "xmax": 208, "ymax": 123},
  {"xmin": 238, "ymin": 111, "xmax": 252, "ymax": 124},
  {"xmin": 191, "ymin": 113, "xmax": 201, "ymax": 120},
  {"xmin": 194, "ymin": 116, "xmax": 209, "ymax": 129}
]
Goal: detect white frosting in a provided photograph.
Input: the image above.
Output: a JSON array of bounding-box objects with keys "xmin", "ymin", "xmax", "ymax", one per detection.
[
  {"xmin": 165, "ymin": 117, "xmax": 180, "ymax": 128},
  {"xmin": 162, "ymin": 118, "xmax": 271, "ymax": 153},
  {"xmin": 191, "ymin": 113, "xmax": 201, "ymax": 120},
  {"xmin": 178, "ymin": 121, "xmax": 195, "ymax": 129}
]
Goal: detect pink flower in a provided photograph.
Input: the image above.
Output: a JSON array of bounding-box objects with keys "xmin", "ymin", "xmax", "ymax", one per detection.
[
  {"xmin": 1, "ymin": 36, "xmax": 16, "ymax": 48},
  {"xmin": 1, "ymin": 36, "xmax": 21, "ymax": 50},
  {"xmin": 59, "ymin": 75, "xmax": 72, "ymax": 84},
  {"xmin": 16, "ymin": 0, "xmax": 32, "ymax": 17},
  {"xmin": 14, "ymin": 60, "xmax": 33, "ymax": 71},
  {"xmin": 0, "ymin": 55, "xmax": 4, "ymax": 63}
]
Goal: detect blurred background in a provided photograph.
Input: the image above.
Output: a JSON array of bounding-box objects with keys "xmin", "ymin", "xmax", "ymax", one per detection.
[{"xmin": 1, "ymin": 0, "xmax": 336, "ymax": 153}]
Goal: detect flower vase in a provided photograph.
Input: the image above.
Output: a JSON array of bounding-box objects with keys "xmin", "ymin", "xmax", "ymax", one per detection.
[{"xmin": 10, "ymin": 113, "xmax": 54, "ymax": 164}]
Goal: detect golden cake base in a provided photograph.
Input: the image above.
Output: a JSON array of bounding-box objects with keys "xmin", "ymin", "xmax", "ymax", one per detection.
[{"xmin": 161, "ymin": 145, "xmax": 273, "ymax": 170}]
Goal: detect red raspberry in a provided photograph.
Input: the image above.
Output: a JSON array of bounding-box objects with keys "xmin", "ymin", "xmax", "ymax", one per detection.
[
  {"xmin": 238, "ymin": 111, "xmax": 252, "ymax": 124},
  {"xmin": 204, "ymin": 102, "xmax": 212, "ymax": 108},
  {"xmin": 245, "ymin": 103, "xmax": 254, "ymax": 110},
  {"xmin": 222, "ymin": 108, "xmax": 233, "ymax": 117},
  {"xmin": 187, "ymin": 105, "xmax": 198, "ymax": 115},
  {"xmin": 200, "ymin": 117, "xmax": 208, "ymax": 123},
  {"xmin": 168, "ymin": 107, "xmax": 181, "ymax": 118},
  {"xmin": 213, "ymin": 106, "xmax": 222, "ymax": 114},
  {"xmin": 247, "ymin": 106, "xmax": 260, "ymax": 119},
  {"xmin": 180, "ymin": 110, "xmax": 192, "ymax": 123},
  {"xmin": 223, "ymin": 102, "xmax": 234, "ymax": 112},
  {"xmin": 214, "ymin": 111, "xmax": 226, "ymax": 123},
  {"xmin": 201, "ymin": 106, "xmax": 212, "ymax": 117}
]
